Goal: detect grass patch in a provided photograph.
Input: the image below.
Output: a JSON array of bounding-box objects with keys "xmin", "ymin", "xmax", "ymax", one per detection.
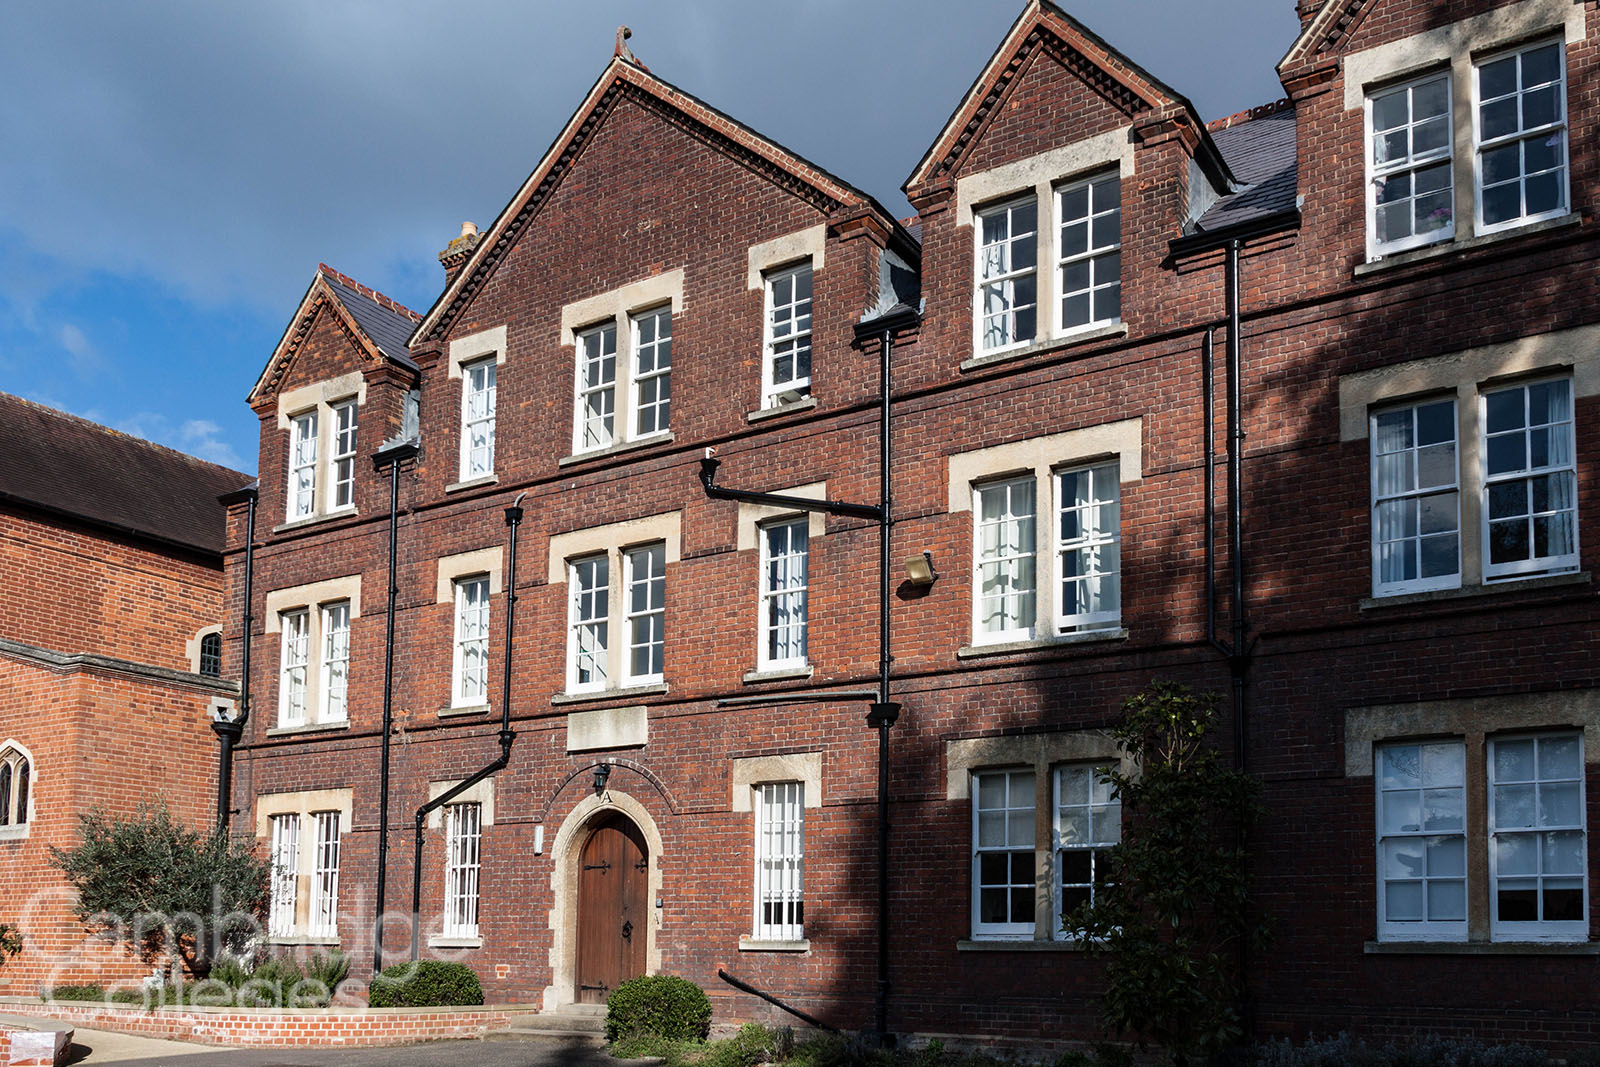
[{"xmin": 608, "ymin": 1026, "xmax": 1129, "ymax": 1067}]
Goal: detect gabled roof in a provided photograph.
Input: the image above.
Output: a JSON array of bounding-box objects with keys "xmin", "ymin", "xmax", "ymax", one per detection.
[
  {"xmin": 1279, "ymin": 0, "xmax": 1380, "ymax": 72},
  {"xmin": 0, "ymin": 392, "xmax": 250, "ymax": 557},
  {"xmin": 1192, "ymin": 101, "xmax": 1299, "ymax": 233},
  {"xmin": 906, "ymin": 0, "xmax": 1227, "ymax": 194},
  {"xmin": 249, "ymin": 265, "xmax": 421, "ymax": 406},
  {"xmin": 411, "ymin": 57, "xmax": 915, "ymax": 346}
]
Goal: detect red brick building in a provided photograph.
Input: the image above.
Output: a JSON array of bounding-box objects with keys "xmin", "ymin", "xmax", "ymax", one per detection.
[
  {"xmin": 0, "ymin": 393, "xmax": 247, "ymax": 992},
  {"xmin": 226, "ymin": 0, "xmax": 1600, "ymax": 1049}
]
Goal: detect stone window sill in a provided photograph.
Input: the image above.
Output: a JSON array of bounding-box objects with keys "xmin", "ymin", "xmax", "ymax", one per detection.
[
  {"xmin": 265, "ymin": 721, "xmax": 349, "ymax": 738},
  {"xmin": 742, "ymin": 665, "xmax": 814, "ymax": 684},
  {"xmin": 552, "ymin": 683, "xmax": 669, "ymax": 706},
  {"xmin": 445, "ymin": 475, "xmax": 498, "ymax": 494},
  {"xmin": 1360, "ymin": 570, "xmax": 1590, "ymax": 611},
  {"xmin": 1354, "ymin": 212, "xmax": 1581, "ymax": 277},
  {"xmin": 957, "ymin": 938, "xmax": 1088, "ymax": 952},
  {"xmin": 439, "ymin": 704, "xmax": 491, "ymax": 719},
  {"xmin": 957, "ymin": 628, "xmax": 1129, "ymax": 659},
  {"xmin": 0, "ymin": 826, "xmax": 29, "ymax": 842},
  {"xmin": 558, "ymin": 432, "xmax": 674, "ymax": 469},
  {"xmin": 959, "ymin": 322, "xmax": 1128, "ymax": 373},
  {"xmin": 1364, "ymin": 940, "xmax": 1599, "ymax": 956},
  {"xmin": 268, "ymin": 936, "xmax": 342, "ymax": 947},
  {"xmin": 747, "ymin": 396, "xmax": 818, "ymax": 423},
  {"xmin": 428, "ymin": 936, "xmax": 484, "ymax": 950},
  {"xmin": 738, "ymin": 938, "xmax": 810, "ymax": 953},
  {"xmin": 272, "ymin": 508, "xmax": 357, "ymax": 534}
]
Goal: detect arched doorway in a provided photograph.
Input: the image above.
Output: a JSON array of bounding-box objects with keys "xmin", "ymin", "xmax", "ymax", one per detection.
[{"xmin": 575, "ymin": 813, "xmax": 649, "ymax": 1003}]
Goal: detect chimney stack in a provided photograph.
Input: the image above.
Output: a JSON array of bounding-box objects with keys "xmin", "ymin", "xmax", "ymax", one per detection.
[{"xmin": 438, "ymin": 221, "xmax": 481, "ymax": 287}]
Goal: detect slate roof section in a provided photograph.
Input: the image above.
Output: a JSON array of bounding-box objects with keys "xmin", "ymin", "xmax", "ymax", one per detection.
[
  {"xmin": 318, "ymin": 266, "xmax": 421, "ymax": 369},
  {"xmin": 1192, "ymin": 102, "xmax": 1299, "ymax": 234},
  {"xmin": 0, "ymin": 393, "xmax": 251, "ymax": 557}
]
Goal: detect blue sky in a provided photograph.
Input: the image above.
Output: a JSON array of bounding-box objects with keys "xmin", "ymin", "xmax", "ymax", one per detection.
[{"xmin": 0, "ymin": 1, "xmax": 1301, "ymax": 475}]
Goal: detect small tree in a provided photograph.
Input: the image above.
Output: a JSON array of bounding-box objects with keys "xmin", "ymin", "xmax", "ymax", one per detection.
[
  {"xmin": 1067, "ymin": 682, "xmax": 1268, "ymax": 1066},
  {"xmin": 50, "ymin": 803, "xmax": 269, "ymax": 979}
]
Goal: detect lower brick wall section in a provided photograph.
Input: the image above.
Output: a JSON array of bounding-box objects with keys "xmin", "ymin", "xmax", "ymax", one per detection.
[{"xmin": 0, "ymin": 999, "xmax": 530, "ymax": 1048}]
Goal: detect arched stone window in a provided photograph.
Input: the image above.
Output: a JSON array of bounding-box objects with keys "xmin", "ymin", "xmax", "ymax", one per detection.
[
  {"xmin": 200, "ymin": 632, "xmax": 223, "ymax": 677},
  {"xmin": 0, "ymin": 743, "xmax": 32, "ymax": 834}
]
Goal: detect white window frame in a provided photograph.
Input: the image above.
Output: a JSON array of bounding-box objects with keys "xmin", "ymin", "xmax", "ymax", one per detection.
[
  {"xmin": 278, "ymin": 609, "xmax": 310, "ymax": 728},
  {"xmin": 1481, "ymin": 376, "xmax": 1578, "ymax": 581},
  {"xmin": 972, "ymin": 477, "xmax": 1037, "ymax": 644},
  {"xmin": 567, "ymin": 553, "xmax": 610, "ymax": 693},
  {"xmin": 1370, "ymin": 398, "xmax": 1462, "ymax": 596},
  {"xmin": 1053, "ymin": 763, "xmax": 1120, "ymax": 939},
  {"xmin": 1489, "ymin": 732, "xmax": 1587, "ymax": 942},
  {"xmin": 631, "ymin": 306, "xmax": 673, "ymax": 438},
  {"xmin": 762, "ymin": 262, "xmax": 814, "ymax": 408},
  {"xmin": 1365, "ymin": 72, "xmax": 1456, "ymax": 258},
  {"xmin": 443, "ymin": 802, "xmax": 483, "ymax": 940},
  {"xmin": 268, "ymin": 813, "xmax": 300, "ymax": 938},
  {"xmin": 307, "ymin": 811, "xmax": 341, "ymax": 940},
  {"xmin": 1054, "ymin": 462, "xmax": 1121, "ymax": 631},
  {"xmin": 451, "ymin": 576, "xmax": 491, "ymax": 708},
  {"xmin": 330, "ymin": 400, "xmax": 358, "ymax": 511},
  {"xmin": 623, "ymin": 543, "xmax": 665, "ymax": 686},
  {"xmin": 973, "ymin": 196, "xmax": 1039, "ymax": 356},
  {"xmin": 318, "ymin": 601, "xmax": 351, "ymax": 724},
  {"xmin": 459, "ymin": 357, "xmax": 498, "ymax": 481},
  {"xmin": 1375, "ymin": 740, "xmax": 1469, "ymax": 943},
  {"xmin": 753, "ymin": 781, "xmax": 805, "ymax": 942},
  {"xmin": 758, "ymin": 517, "xmax": 809, "ymax": 670},
  {"xmin": 574, "ymin": 322, "xmax": 618, "ymax": 453},
  {"xmin": 971, "ymin": 768, "xmax": 1037, "ymax": 939},
  {"xmin": 1473, "ymin": 38, "xmax": 1569, "ymax": 235},
  {"xmin": 1055, "ymin": 172, "xmax": 1121, "ymax": 334},
  {"xmin": 287, "ymin": 411, "xmax": 318, "ymax": 520}
]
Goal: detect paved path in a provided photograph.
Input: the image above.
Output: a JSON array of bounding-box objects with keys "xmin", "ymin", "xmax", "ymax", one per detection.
[{"xmin": 59, "ymin": 1026, "xmax": 629, "ymax": 1067}]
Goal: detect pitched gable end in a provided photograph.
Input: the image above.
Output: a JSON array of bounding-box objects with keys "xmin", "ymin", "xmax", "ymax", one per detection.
[
  {"xmin": 413, "ymin": 59, "xmax": 908, "ymax": 346},
  {"xmin": 1279, "ymin": 0, "xmax": 1381, "ymax": 74},
  {"xmin": 248, "ymin": 268, "xmax": 420, "ymax": 409},
  {"xmin": 905, "ymin": 0, "xmax": 1195, "ymax": 198}
]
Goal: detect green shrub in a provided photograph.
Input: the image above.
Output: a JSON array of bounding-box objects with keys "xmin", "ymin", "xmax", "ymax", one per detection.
[
  {"xmin": 604, "ymin": 974, "xmax": 711, "ymax": 1042},
  {"xmin": 236, "ymin": 956, "xmax": 303, "ymax": 1008},
  {"xmin": 367, "ymin": 960, "xmax": 483, "ymax": 1008},
  {"xmin": 46, "ymin": 984, "xmax": 105, "ymax": 1002},
  {"xmin": 208, "ymin": 957, "xmax": 250, "ymax": 989},
  {"xmin": 303, "ymin": 951, "xmax": 350, "ymax": 990}
]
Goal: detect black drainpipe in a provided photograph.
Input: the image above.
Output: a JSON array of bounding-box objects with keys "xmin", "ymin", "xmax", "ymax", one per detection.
[
  {"xmin": 1225, "ymin": 239, "xmax": 1250, "ymax": 771},
  {"xmin": 700, "ymin": 302, "xmax": 917, "ymax": 1044},
  {"xmin": 409, "ymin": 494, "xmax": 524, "ymax": 960},
  {"xmin": 372, "ymin": 438, "xmax": 419, "ymax": 974},
  {"xmin": 212, "ymin": 484, "xmax": 258, "ymax": 832}
]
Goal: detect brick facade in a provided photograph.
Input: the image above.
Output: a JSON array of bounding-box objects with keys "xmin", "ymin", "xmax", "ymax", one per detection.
[{"xmin": 227, "ymin": 0, "xmax": 1600, "ymax": 1050}]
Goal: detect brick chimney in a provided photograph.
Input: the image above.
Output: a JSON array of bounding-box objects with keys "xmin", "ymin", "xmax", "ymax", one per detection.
[{"xmin": 438, "ymin": 221, "xmax": 481, "ymax": 287}]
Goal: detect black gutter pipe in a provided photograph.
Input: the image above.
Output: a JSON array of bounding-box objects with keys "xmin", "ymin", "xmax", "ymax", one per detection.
[
  {"xmin": 409, "ymin": 493, "xmax": 524, "ymax": 961},
  {"xmin": 1203, "ymin": 329, "xmax": 1227, "ymax": 659},
  {"xmin": 372, "ymin": 439, "xmax": 419, "ymax": 975},
  {"xmin": 1226, "ymin": 238, "xmax": 1249, "ymax": 773},
  {"xmin": 718, "ymin": 969, "xmax": 839, "ymax": 1033},
  {"xmin": 212, "ymin": 484, "xmax": 257, "ymax": 832}
]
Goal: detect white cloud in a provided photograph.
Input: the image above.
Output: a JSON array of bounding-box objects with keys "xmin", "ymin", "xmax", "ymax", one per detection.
[{"xmin": 58, "ymin": 323, "xmax": 106, "ymax": 378}]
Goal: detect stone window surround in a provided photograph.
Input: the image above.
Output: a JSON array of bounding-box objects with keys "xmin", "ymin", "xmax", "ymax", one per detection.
[
  {"xmin": 730, "ymin": 751, "xmax": 823, "ymax": 812},
  {"xmin": 446, "ymin": 326, "xmax": 508, "ymax": 380},
  {"xmin": 0, "ymin": 738, "xmax": 35, "ymax": 842},
  {"xmin": 264, "ymin": 575, "xmax": 362, "ymax": 731},
  {"xmin": 1345, "ymin": 688, "xmax": 1600, "ymax": 944},
  {"xmin": 558, "ymin": 272, "xmax": 684, "ymax": 459},
  {"xmin": 1338, "ymin": 323, "xmax": 1600, "ymax": 594},
  {"xmin": 275, "ymin": 372, "xmax": 367, "ymax": 525},
  {"xmin": 957, "ymin": 127, "xmax": 1137, "ymax": 354},
  {"xmin": 1344, "ymin": 0, "xmax": 1586, "ymax": 256},
  {"xmin": 946, "ymin": 730, "xmax": 1132, "ymax": 945},
  {"xmin": 946, "ymin": 419, "xmax": 1143, "ymax": 648},
  {"xmin": 254, "ymin": 788, "xmax": 354, "ymax": 944},
  {"xmin": 186, "ymin": 624, "xmax": 222, "ymax": 675},
  {"xmin": 746, "ymin": 226, "xmax": 826, "ymax": 292},
  {"xmin": 548, "ymin": 511, "xmax": 683, "ymax": 696},
  {"xmin": 426, "ymin": 777, "xmax": 496, "ymax": 830},
  {"xmin": 435, "ymin": 547, "xmax": 504, "ymax": 605}
]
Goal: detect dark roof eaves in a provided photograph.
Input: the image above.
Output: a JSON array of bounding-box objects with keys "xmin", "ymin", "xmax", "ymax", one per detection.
[{"xmin": 0, "ymin": 490, "xmax": 225, "ymax": 562}]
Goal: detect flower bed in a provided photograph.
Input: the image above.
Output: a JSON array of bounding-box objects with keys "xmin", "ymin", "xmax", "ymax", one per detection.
[{"xmin": 0, "ymin": 998, "xmax": 534, "ymax": 1048}]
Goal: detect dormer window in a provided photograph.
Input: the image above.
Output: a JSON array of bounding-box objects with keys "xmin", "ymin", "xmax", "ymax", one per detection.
[
  {"xmin": 1056, "ymin": 173, "xmax": 1121, "ymax": 333},
  {"xmin": 281, "ymin": 392, "xmax": 359, "ymax": 523},
  {"xmin": 975, "ymin": 198, "xmax": 1038, "ymax": 353}
]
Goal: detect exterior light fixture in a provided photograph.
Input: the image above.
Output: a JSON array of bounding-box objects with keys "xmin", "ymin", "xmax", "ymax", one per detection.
[
  {"xmin": 593, "ymin": 763, "xmax": 612, "ymax": 797},
  {"xmin": 904, "ymin": 551, "xmax": 938, "ymax": 587}
]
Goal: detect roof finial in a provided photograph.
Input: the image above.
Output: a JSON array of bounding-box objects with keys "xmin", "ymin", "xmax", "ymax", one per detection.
[{"xmin": 614, "ymin": 25, "xmax": 649, "ymax": 71}]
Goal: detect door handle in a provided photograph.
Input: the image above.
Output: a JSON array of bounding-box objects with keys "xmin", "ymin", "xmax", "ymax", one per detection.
[{"xmin": 622, "ymin": 919, "xmax": 634, "ymax": 941}]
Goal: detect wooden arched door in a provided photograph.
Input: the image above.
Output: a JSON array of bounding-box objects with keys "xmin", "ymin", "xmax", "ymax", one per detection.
[{"xmin": 575, "ymin": 814, "xmax": 649, "ymax": 1003}]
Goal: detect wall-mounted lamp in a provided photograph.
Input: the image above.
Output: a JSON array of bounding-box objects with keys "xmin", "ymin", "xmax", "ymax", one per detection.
[
  {"xmin": 593, "ymin": 763, "xmax": 612, "ymax": 797},
  {"xmin": 904, "ymin": 551, "xmax": 938, "ymax": 587}
]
